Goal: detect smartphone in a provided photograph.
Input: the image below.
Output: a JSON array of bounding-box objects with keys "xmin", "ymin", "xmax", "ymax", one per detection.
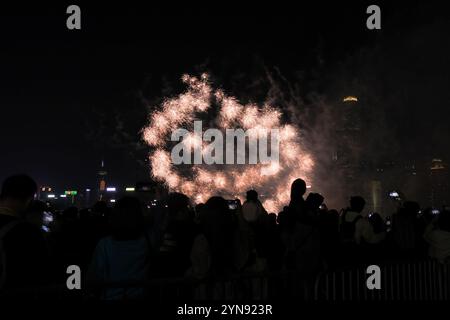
[
  {"xmin": 43, "ymin": 211, "xmax": 53, "ymax": 224},
  {"xmin": 389, "ymin": 191, "xmax": 399, "ymax": 198},
  {"xmin": 227, "ymin": 199, "xmax": 239, "ymax": 210}
]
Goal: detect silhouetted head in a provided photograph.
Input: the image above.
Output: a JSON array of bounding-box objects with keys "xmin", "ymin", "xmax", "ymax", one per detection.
[
  {"xmin": 350, "ymin": 196, "xmax": 366, "ymax": 213},
  {"xmin": 167, "ymin": 192, "xmax": 190, "ymax": 222},
  {"xmin": 246, "ymin": 190, "xmax": 258, "ymax": 202},
  {"xmin": 204, "ymin": 196, "xmax": 229, "ymax": 216},
  {"xmin": 306, "ymin": 193, "xmax": 324, "ymax": 211},
  {"xmin": 203, "ymin": 196, "xmax": 234, "ymax": 273},
  {"xmin": 368, "ymin": 212, "xmax": 385, "ymax": 234},
  {"xmin": 63, "ymin": 206, "xmax": 78, "ymax": 221},
  {"xmin": 201, "ymin": 196, "xmax": 233, "ymax": 230},
  {"xmin": 111, "ymin": 196, "xmax": 144, "ymax": 240},
  {"xmin": 0, "ymin": 174, "xmax": 37, "ymax": 215},
  {"xmin": 268, "ymin": 213, "xmax": 277, "ymax": 226},
  {"xmin": 290, "ymin": 178, "xmax": 307, "ymax": 200}
]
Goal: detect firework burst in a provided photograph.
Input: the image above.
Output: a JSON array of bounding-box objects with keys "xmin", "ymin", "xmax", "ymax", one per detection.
[{"xmin": 143, "ymin": 74, "xmax": 313, "ymax": 213}]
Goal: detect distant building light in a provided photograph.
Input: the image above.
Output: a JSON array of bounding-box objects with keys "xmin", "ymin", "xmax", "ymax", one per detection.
[
  {"xmin": 343, "ymin": 96, "xmax": 358, "ymax": 102},
  {"xmin": 125, "ymin": 187, "xmax": 135, "ymax": 192},
  {"xmin": 110, "ymin": 199, "xmax": 116, "ymax": 203},
  {"xmin": 47, "ymin": 194, "xmax": 55, "ymax": 198},
  {"xmin": 60, "ymin": 194, "xmax": 67, "ymax": 198},
  {"xmin": 65, "ymin": 190, "xmax": 78, "ymax": 195},
  {"xmin": 431, "ymin": 159, "xmax": 446, "ymax": 170},
  {"xmin": 106, "ymin": 187, "xmax": 116, "ymax": 192},
  {"xmin": 86, "ymin": 188, "xmax": 91, "ymax": 192}
]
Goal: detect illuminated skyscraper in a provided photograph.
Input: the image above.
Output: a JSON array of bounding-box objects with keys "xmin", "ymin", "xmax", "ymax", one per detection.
[
  {"xmin": 333, "ymin": 96, "xmax": 363, "ymax": 195},
  {"xmin": 97, "ymin": 159, "xmax": 108, "ymax": 200}
]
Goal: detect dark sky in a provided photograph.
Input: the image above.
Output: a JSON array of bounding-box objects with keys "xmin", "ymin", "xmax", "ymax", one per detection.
[{"xmin": 1, "ymin": 1, "xmax": 449, "ymax": 190}]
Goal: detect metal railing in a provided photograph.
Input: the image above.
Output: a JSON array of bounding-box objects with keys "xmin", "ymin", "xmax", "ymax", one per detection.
[
  {"xmin": 314, "ymin": 259, "xmax": 450, "ymax": 301},
  {"xmin": 2, "ymin": 259, "xmax": 449, "ymax": 301},
  {"xmin": 86, "ymin": 271, "xmax": 314, "ymax": 301}
]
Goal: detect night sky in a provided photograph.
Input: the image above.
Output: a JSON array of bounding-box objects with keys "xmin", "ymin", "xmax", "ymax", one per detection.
[{"xmin": 1, "ymin": 1, "xmax": 449, "ymax": 190}]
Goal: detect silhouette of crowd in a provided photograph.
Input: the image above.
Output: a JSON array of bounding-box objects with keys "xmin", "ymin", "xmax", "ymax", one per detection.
[{"xmin": 1, "ymin": 174, "xmax": 450, "ymax": 299}]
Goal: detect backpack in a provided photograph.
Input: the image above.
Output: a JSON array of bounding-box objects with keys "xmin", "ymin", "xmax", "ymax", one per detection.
[
  {"xmin": 0, "ymin": 220, "xmax": 22, "ymax": 290},
  {"xmin": 340, "ymin": 209, "xmax": 362, "ymax": 243}
]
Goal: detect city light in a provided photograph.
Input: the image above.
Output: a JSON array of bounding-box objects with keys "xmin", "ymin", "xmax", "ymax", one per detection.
[
  {"xmin": 86, "ymin": 188, "xmax": 91, "ymax": 192},
  {"xmin": 65, "ymin": 190, "xmax": 78, "ymax": 195},
  {"xmin": 343, "ymin": 96, "xmax": 358, "ymax": 102},
  {"xmin": 106, "ymin": 187, "xmax": 116, "ymax": 192},
  {"xmin": 110, "ymin": 199, "xmax": 116, "ymax": 203},
  {"xmin": 47, "ymin": 194, "xmax": 55, "ymax": 198},
  {"xmin": 60, "ymin": 194, "xmax": 67, "ymax": 198},
  {"xmin": 125, "ymin": 187, "xmax": 135, "ymax": 192}
]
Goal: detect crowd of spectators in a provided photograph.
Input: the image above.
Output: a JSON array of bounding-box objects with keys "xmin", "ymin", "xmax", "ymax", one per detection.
[{"xmin": 1, "ymin": 174, "xmax": 449, "ymax": 299}]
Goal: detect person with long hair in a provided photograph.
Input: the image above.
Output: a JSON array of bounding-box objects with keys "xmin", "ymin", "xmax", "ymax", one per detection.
[{"xmin": 88, "ymin": 197, "xmax": 151, "ymax": 299}]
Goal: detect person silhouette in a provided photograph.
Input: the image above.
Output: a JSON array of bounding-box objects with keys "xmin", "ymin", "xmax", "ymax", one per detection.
[
  {"xmin": 0, "ymin": 174, "xmax": 49, "ymax": 291},
  {"xmin": 242, "ymin": 190, "xmax": 267, "ymax": 223},
  {"xmin": 88, "ymin": 196, "xmax": 151, "ymax": 299}
]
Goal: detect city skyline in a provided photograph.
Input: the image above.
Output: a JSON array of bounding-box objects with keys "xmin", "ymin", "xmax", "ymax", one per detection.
[{"xmin": 1, "ymin": 1, "xmax": 450, "ymax": 203}]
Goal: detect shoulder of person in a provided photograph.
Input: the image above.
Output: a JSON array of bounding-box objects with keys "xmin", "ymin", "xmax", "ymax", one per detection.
[
  {"xmin": 426, "ymin": 229, "xmax": 450, "ymax": 242},
  {"xmin": 3, "ymin": 220, "xmax": 42, "ymax": 239},
  {"xmin": 344, "ymin": 211, "xmax": 360, "ymax": 222}
]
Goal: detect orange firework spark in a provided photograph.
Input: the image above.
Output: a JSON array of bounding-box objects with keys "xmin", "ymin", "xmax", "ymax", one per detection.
[{"xmin": 142, "ymin": 74, "xmax": 314, "ymax": 213}]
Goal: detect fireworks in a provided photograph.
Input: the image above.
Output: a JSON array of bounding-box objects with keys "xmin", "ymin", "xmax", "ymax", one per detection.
[{"xmin": 142, "ymin": 74, "xmax": 314, "ymax": 213}]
